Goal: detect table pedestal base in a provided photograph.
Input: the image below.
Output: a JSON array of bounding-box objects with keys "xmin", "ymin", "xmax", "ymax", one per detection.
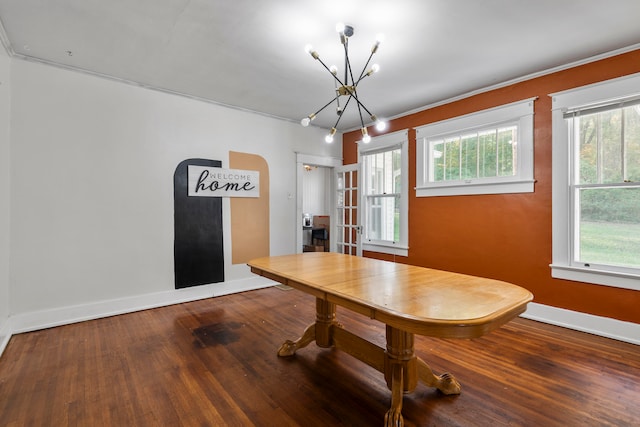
[{"xmin": 278, "ymin": 297, "xmax": 461, "ymax": 427}]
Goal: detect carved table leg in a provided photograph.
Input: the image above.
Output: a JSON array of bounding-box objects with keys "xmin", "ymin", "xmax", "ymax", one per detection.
[
  {"xmin": 416, "ymin": 357, "xmax": 461, "ymax": 395},
  {"xmin": 384, "ymin": 363, "xmax": 405, "ymax": 427},
  {"xmin": 314, "ymin": 298, "xmax": 337, "ymax": 348},
  {"xmin": 278, "ymin": 297, "xmax": 337, "ymax": 357},
  {"xmin": 384, "ymin": 326, "xmax": 418, "ymax": 427},
  {"xmin": 278, "ymin": 322, "xmax": 316, "ymax": 356}
]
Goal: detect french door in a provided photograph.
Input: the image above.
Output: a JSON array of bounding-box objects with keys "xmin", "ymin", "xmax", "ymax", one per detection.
[{"xmin": 335, "ymin": 164, "xmax": 362, "ymax": 256}]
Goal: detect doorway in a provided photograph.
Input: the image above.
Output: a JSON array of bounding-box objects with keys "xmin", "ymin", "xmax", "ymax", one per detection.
[
  {"xmin": 295, "ymin": 154, "xmax": 342, "ymax": 253},
  {"xmin": 301, "ymin": 164, "xmax": 331, "ymax": 252}
]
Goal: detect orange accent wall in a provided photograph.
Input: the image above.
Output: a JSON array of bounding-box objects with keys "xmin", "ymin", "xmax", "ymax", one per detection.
[{"xmin": 343, "ymin": 49, "xmax": 640, "ymax": 324}]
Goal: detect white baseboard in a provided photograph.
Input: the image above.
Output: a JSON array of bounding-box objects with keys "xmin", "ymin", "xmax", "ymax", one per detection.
[
  {"xmin": 0, "ymin": 317, "xmax": 11, "ymax": 357},
  {"xmin": 522, "ymin": 302, "xmax": 640, "ymax": 345},
  {"xmin": 1, "ymin": 286, "xmax": 637, "ymax": 359},
  {"xmin": 9, "ymin": 275, "xmax": 275, "ymax": 335}
]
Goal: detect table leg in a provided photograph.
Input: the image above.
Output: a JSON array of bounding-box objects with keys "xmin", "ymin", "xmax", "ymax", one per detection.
[
  {"xmin": 277, "ymin": 323, "xmax": 315, "ymax": 356},
  {"xmin": 278, "ymin": 297, "xmax": 336, "ymax": 356},
  {"xmin": 416, "ymin": 358, "xmax": 461, "ymax": 395},
  {"xmin": 277, "ymin": 304, "xmax": 460, "ymax": 427},
  {"xmin": 384, "ymin": 326, "xmax": 417, "ymax": 427},
  {"xmin": 384, "ymin": 363, "xmax": 404, "ymax": 427},
  {"xmin": 314, "ymin": 298, "xmax": 337, "ymax": 348}
]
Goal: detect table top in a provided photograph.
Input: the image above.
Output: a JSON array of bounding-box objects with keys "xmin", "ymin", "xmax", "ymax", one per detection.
[{"xmin": 248, "ymin": 252, "xmax": 533, "ymax": 338}]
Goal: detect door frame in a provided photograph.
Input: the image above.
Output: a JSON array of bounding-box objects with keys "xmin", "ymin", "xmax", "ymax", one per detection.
[
  {"xmin": 295, "ymin": 153, "xmax": 343, "ymax": 254},
  {"xmin": 335, "ymin": 163, "xmax": 362, "ymax": 256}
]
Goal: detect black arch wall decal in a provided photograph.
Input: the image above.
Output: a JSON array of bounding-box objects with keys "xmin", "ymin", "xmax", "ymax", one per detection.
[{"xmin": 173, "ymin": 158, "xmax": 225, "ymax": 289}]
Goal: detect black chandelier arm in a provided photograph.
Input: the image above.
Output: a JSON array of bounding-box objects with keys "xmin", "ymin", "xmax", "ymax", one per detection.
[
  {"xmin": 354, "ymin": 72, "xmax": 373, "ymax": 87},
  {"xmin": 355, "ymin": 50, "xmax": 377, "ymax": 85},
  {"xmin": 331, "ymin": 95, "xmax": 355, "ymax": 130},
  {"xmin": 343, "ymin": 38, "xmax": 349, "ymax": 84},
  {"xmin": 307, "ymin": 73, "xmax": 375, "ymax": 125},
  {"xmin": 334, "ymin": 91, "xmax": 372, "ymax": 133},
  {"xmin": 313, "ymin": 54, "xmax": 347, "ymax": 88},
  {"xmin": 310, "ymin": 94, "xmax": 342, "ymax": 117},
  {"xmin": 343, "ymin": 40, "xmax": 377, "ymax": 120},
  {"xmin": 343, "ymin": 41, "xmax": 358, "ymax": 93},
  {"xmin": 345, "ymin": 86, "xmax": 375, "ymax": 118},
  {"xmin": 350, "ymin": 88, "xmax": 367, "ymax": 130},
  {"xmin": 315, "ymin": 52, "xmax": 375, "ymax": 120}
]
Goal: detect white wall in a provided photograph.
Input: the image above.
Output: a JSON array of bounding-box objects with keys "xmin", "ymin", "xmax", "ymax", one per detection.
[
  {"xmin": 302, "ymin": 166, "xmax": 331, "ymax": 216},
  {"xmin": 0, "ymin": 48, "xmax": 10, "ymax": 337},
  {"xmin": 9, "ymin": 59, "xmax": 340, "ymax": 316}
]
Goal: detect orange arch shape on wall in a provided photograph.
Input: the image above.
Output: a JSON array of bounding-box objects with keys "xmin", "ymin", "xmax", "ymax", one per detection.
[{"xmin": 230, "ymin": 151, "xmax": 270, "ymax": 264}]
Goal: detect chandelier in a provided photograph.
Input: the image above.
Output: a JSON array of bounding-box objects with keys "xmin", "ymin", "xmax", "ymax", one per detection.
[{"xmin": 300, "ymin": 23, "xmax": 387, "ymax": 143}]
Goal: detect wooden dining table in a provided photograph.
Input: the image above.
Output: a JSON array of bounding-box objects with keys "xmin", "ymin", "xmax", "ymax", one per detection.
[{"xmin": 248, "ymin": 252, "xmax": 533, "ymax": 427}]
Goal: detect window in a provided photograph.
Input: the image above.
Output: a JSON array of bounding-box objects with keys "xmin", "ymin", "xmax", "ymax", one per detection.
[
  {"xmin": 415, "ymin": 98, "xmax": 535, "ymax": 197},
  {"xmin": 551, "ymin": 73, "xmax": 640, "ymax": 291},
  {"xmin": 360, "ymin": 130, "xmax": 408, "ymax": 256}
]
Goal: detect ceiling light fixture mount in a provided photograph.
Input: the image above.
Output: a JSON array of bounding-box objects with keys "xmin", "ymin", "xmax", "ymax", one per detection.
[{"xmin": 301, "ymin": 23, "xmax": 387, "ymax": 143}]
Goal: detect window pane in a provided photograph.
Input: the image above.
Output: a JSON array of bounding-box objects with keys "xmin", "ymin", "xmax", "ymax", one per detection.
[
  {"xmin": 577, "ymin": 108, "xmax": 631, "ymax": 185},
  {"xmin": 578, "ymin": 114, "xmax": 598, "ymax": 184},
  {"xmin": 478, "ymin": 130, "xmax": 497, "ymax": 178},
  {"xmin": 392, "ymin": 148, "xmax": 402, "ymax": 192},
  {"xmin": 428, "ymin": 125, "xmax": 517, "ymax": 182},
  {"xmin": 432, "ymin": 141, "xmax": 445, "ymax": 181},
  {"xmin": 365, "ymin": 149, "xmax": 400, "ymax": 195},
  {"xmin": 445, "ymin": 136, "xmax": 460, "ymax": 181},
  {"xmin": 601, "ymin": 110, "xmax": 623, "ymax": 183},
  {"xmin": 497, "ymin": 126, "xmax": 517, "ymax": 176},
  {"xmin": 576, "ymin": 187, "xmax": 640, "ymax": 268},
  {"xmin": 625, "ymin": 105, "xmax": 640, "ymax": 182},
  {"xmin": 363, "ymin": 143, "xmax": 403, "ymax": 245},
  {"xmin": 366, "ymin": 195, "xmax": 399, "ymax": 242},
  {"xmin": 461, "ymin": 133, "xmax": 478, "ymax": 180}
]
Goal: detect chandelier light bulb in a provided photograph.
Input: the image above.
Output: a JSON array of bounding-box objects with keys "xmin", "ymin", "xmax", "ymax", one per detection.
[
  {"xmin": 366, "ymin": 63, "xmax": 380, "ymax": 77},
  {"xmin": 375, "ymin": 120, "xmax": 388, "ymax": 131},
  {"xmin": 376, "ymin": 33, "xmax": 386, "ymax": 43},
  {"xmin": 330, "ymin": 65, "xmax": 338, "ymax": 75},
  {"xmin": 370, "ymin": 115, "xmax": 386, "ymax": 131},
  {"xmin": 304, "ymin": 44, "xmax": 320, "ymax": 59},
  {"xmin": 361, "ymin": 127, "xmax": 371, "ymax": 143},
  {"xmin": 300, "ymin": 113, "xmax": 316, "ymax": 127},
  {"xmin": 335, "ymin": 22, "xmax": 346, "ymax": 33},
  {"xmin": 325, "ymin": 127, "xmax": 337, "ymax": 143}
]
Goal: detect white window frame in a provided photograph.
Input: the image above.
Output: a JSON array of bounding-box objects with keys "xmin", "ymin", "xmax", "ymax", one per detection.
[
  {"xmin": 415, "ymin": 98, "xmax": 536, "ymax": 197},
  {"xmin": 359, "ymin": 129, "xmax": 409, "ymax": 256},
  {"xmin": 550, "ymin": 72, "xmax": 640, "ymax": 291}
]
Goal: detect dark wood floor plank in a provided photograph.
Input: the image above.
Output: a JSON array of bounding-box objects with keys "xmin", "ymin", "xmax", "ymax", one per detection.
[{"xmin": 1, "ymin": 286, "xmax": 638, "ymax": 426}]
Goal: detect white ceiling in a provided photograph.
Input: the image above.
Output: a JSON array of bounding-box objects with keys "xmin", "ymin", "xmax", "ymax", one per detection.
[{"xmin": 1, "ymin": 0, "xmax": 640, "ymax": 130}]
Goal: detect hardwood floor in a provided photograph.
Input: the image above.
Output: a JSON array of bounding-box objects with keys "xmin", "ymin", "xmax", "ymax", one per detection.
[{"xmin": 0, "ymin": 286, "xmax": 638, "ymax": 426}]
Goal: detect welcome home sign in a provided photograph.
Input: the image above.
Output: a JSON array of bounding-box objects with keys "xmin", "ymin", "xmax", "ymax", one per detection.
[{"xmin": 188, "ymin": 165, "xmax": 259, "ymax": 198}]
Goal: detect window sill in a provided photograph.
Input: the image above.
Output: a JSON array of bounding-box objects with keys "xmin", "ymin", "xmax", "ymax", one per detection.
[
  {"xmin": 416, "ymin": 179, "xmax": 534, "ymax": 197},
  {"xmin": 550, "ymin": 264, "xmax": 640, "ymax": 291},
  {"xmin": 363, "ymin": 242, "xmax": 408, "ymax": 257}
]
